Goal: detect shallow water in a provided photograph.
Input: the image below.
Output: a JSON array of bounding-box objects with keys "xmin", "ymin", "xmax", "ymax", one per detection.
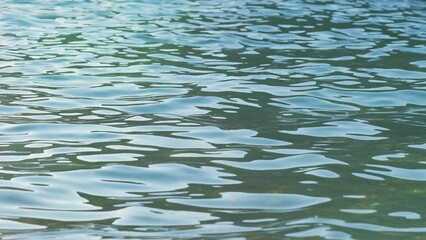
[{"xmin": 0, "ymin": 0, "xmax": 425, "ymax": 239}]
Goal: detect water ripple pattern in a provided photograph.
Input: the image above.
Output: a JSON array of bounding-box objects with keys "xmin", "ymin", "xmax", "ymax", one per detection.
[{"xmin": 0, "ymin": 0, "xmax": 425, "ymax": 239}]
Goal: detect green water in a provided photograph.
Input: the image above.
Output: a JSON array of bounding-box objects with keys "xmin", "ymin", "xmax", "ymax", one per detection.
[{"xmin": 0, "ymin": 0, "xmax": 425, "ymax": 239}]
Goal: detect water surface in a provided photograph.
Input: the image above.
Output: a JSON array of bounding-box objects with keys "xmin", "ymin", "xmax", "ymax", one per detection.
[{"xmin": 0, "ymin": 0, "xmax": 426, "ymax": 239}]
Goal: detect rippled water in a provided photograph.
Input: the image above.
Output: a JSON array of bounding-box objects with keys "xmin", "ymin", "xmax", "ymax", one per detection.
[{"xmin": 0, "ymin": 0, "xmax": 425, "ymax": 239}]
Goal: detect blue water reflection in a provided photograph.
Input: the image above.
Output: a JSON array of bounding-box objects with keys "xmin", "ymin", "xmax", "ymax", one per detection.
[{"xmin": 0, "ymin": 0, "xmax": 425, "ymax": 238}]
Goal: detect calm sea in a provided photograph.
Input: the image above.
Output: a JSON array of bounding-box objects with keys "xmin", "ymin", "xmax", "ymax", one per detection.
[{"xmin": 0, "ymin": 0, "xmax": 425, "ymax": 239}]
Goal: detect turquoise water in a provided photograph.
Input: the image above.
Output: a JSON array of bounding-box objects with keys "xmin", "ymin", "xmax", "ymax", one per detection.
[{"xmin": 0, "ymin": 0, "xmax": 425, "ymax": 239}]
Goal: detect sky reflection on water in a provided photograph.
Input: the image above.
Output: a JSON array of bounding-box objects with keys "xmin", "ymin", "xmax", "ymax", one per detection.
[{"xmin": 0, "ymin": 0, "xmax": 425, "ymax": 239}]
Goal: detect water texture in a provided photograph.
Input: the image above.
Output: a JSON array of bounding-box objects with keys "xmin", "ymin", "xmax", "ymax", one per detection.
[{"xmin": 0, "ymin": 0, "xmax": 425, "ymax": 239}]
